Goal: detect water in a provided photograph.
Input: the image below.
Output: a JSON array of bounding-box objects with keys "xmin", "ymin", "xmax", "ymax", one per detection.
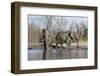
[{"xmin": 28, "ymin": 48, "xmax": 88, "ymax": 61}]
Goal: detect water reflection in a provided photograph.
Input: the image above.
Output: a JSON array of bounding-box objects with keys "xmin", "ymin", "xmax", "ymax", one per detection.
[{"xmin": 28, "ymin": 47, "xmax": 88, "ymax": 61}]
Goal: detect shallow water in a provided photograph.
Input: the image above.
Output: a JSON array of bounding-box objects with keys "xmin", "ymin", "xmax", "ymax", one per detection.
[{"xmin": 28, "ymin": 48, "xmax": 88, "ymax": 61}]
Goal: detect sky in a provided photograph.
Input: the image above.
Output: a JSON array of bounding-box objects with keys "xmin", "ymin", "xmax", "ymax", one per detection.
[{"xmin": 28, "ymin": 15, "xmax": 88, "ymax": 31}]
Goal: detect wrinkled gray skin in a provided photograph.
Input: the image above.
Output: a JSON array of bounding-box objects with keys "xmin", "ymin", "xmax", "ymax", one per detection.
[{"xmin": 55, "ymin": 31, "xmax": 79, "ymax": 49}]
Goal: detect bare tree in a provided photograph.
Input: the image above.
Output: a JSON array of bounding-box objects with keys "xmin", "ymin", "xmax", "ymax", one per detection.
[
  {"xmin": 69, "ymin": 21, "xmax": 79, "ymax": 32},
  {"xmin": 53, "ymin": 16, "xmax": 68, "ymax": 32},
  {"xmin": 79, "ymin": 21, "xmax": 88, "ymax": 41},
  {"xmin": 28, "ymin": 22, "xmax": 40, "ymax": 48},
  {"xmin": 69, "ymin": 21, "xmax": 80, "ymax": 47},
  {"xmin": 37, "ymin": 16, "xmax": 53, "ymax": 30}
]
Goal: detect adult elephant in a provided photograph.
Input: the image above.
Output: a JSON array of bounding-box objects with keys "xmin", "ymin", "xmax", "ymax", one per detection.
[
  {"xmin": 55, "ymin": 31, "xmax": 79, "ymax": 49},
  {"xmin": 56, "ymin": 31, "xmax": 72, "ymax": 49}
]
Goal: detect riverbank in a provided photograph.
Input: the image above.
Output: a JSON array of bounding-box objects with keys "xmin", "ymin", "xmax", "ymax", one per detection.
[{"xmin": 28, "ymin": 41, "xmax": 87, "ymax": 49}]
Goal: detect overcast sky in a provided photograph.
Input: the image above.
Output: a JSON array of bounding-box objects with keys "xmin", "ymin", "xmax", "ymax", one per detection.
[{"xmin": 28, "ymin": 15, "xmax": 88, "ymax": 31}]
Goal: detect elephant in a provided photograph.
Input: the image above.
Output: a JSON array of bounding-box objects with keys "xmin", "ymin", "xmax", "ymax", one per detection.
[{"xmin": 55, "ymin": 31, "xmax": 79, "ymax": 49}]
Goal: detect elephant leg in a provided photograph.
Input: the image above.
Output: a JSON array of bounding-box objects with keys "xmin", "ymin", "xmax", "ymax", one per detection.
[
  {"xmin": 65, "ymin": 39, "xmax": 68, "ymax": 49},
  {"xmin": 67, "ymin": 40, "xmax": 70, "ymax": 49},
  {"xmin": 56, "ymin": 43, "xmax": 58, "ymax": 50},
  {"xmin": 76, "ymin": 38, "xmax": 79, "ymax": 47},
  {"xmin": 61, "ymin": 43, "xmax": 63, "ymax": 48},
  {"xmin": 68, "ymin": 37, "xmax": 72, "ymax": 48}
]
